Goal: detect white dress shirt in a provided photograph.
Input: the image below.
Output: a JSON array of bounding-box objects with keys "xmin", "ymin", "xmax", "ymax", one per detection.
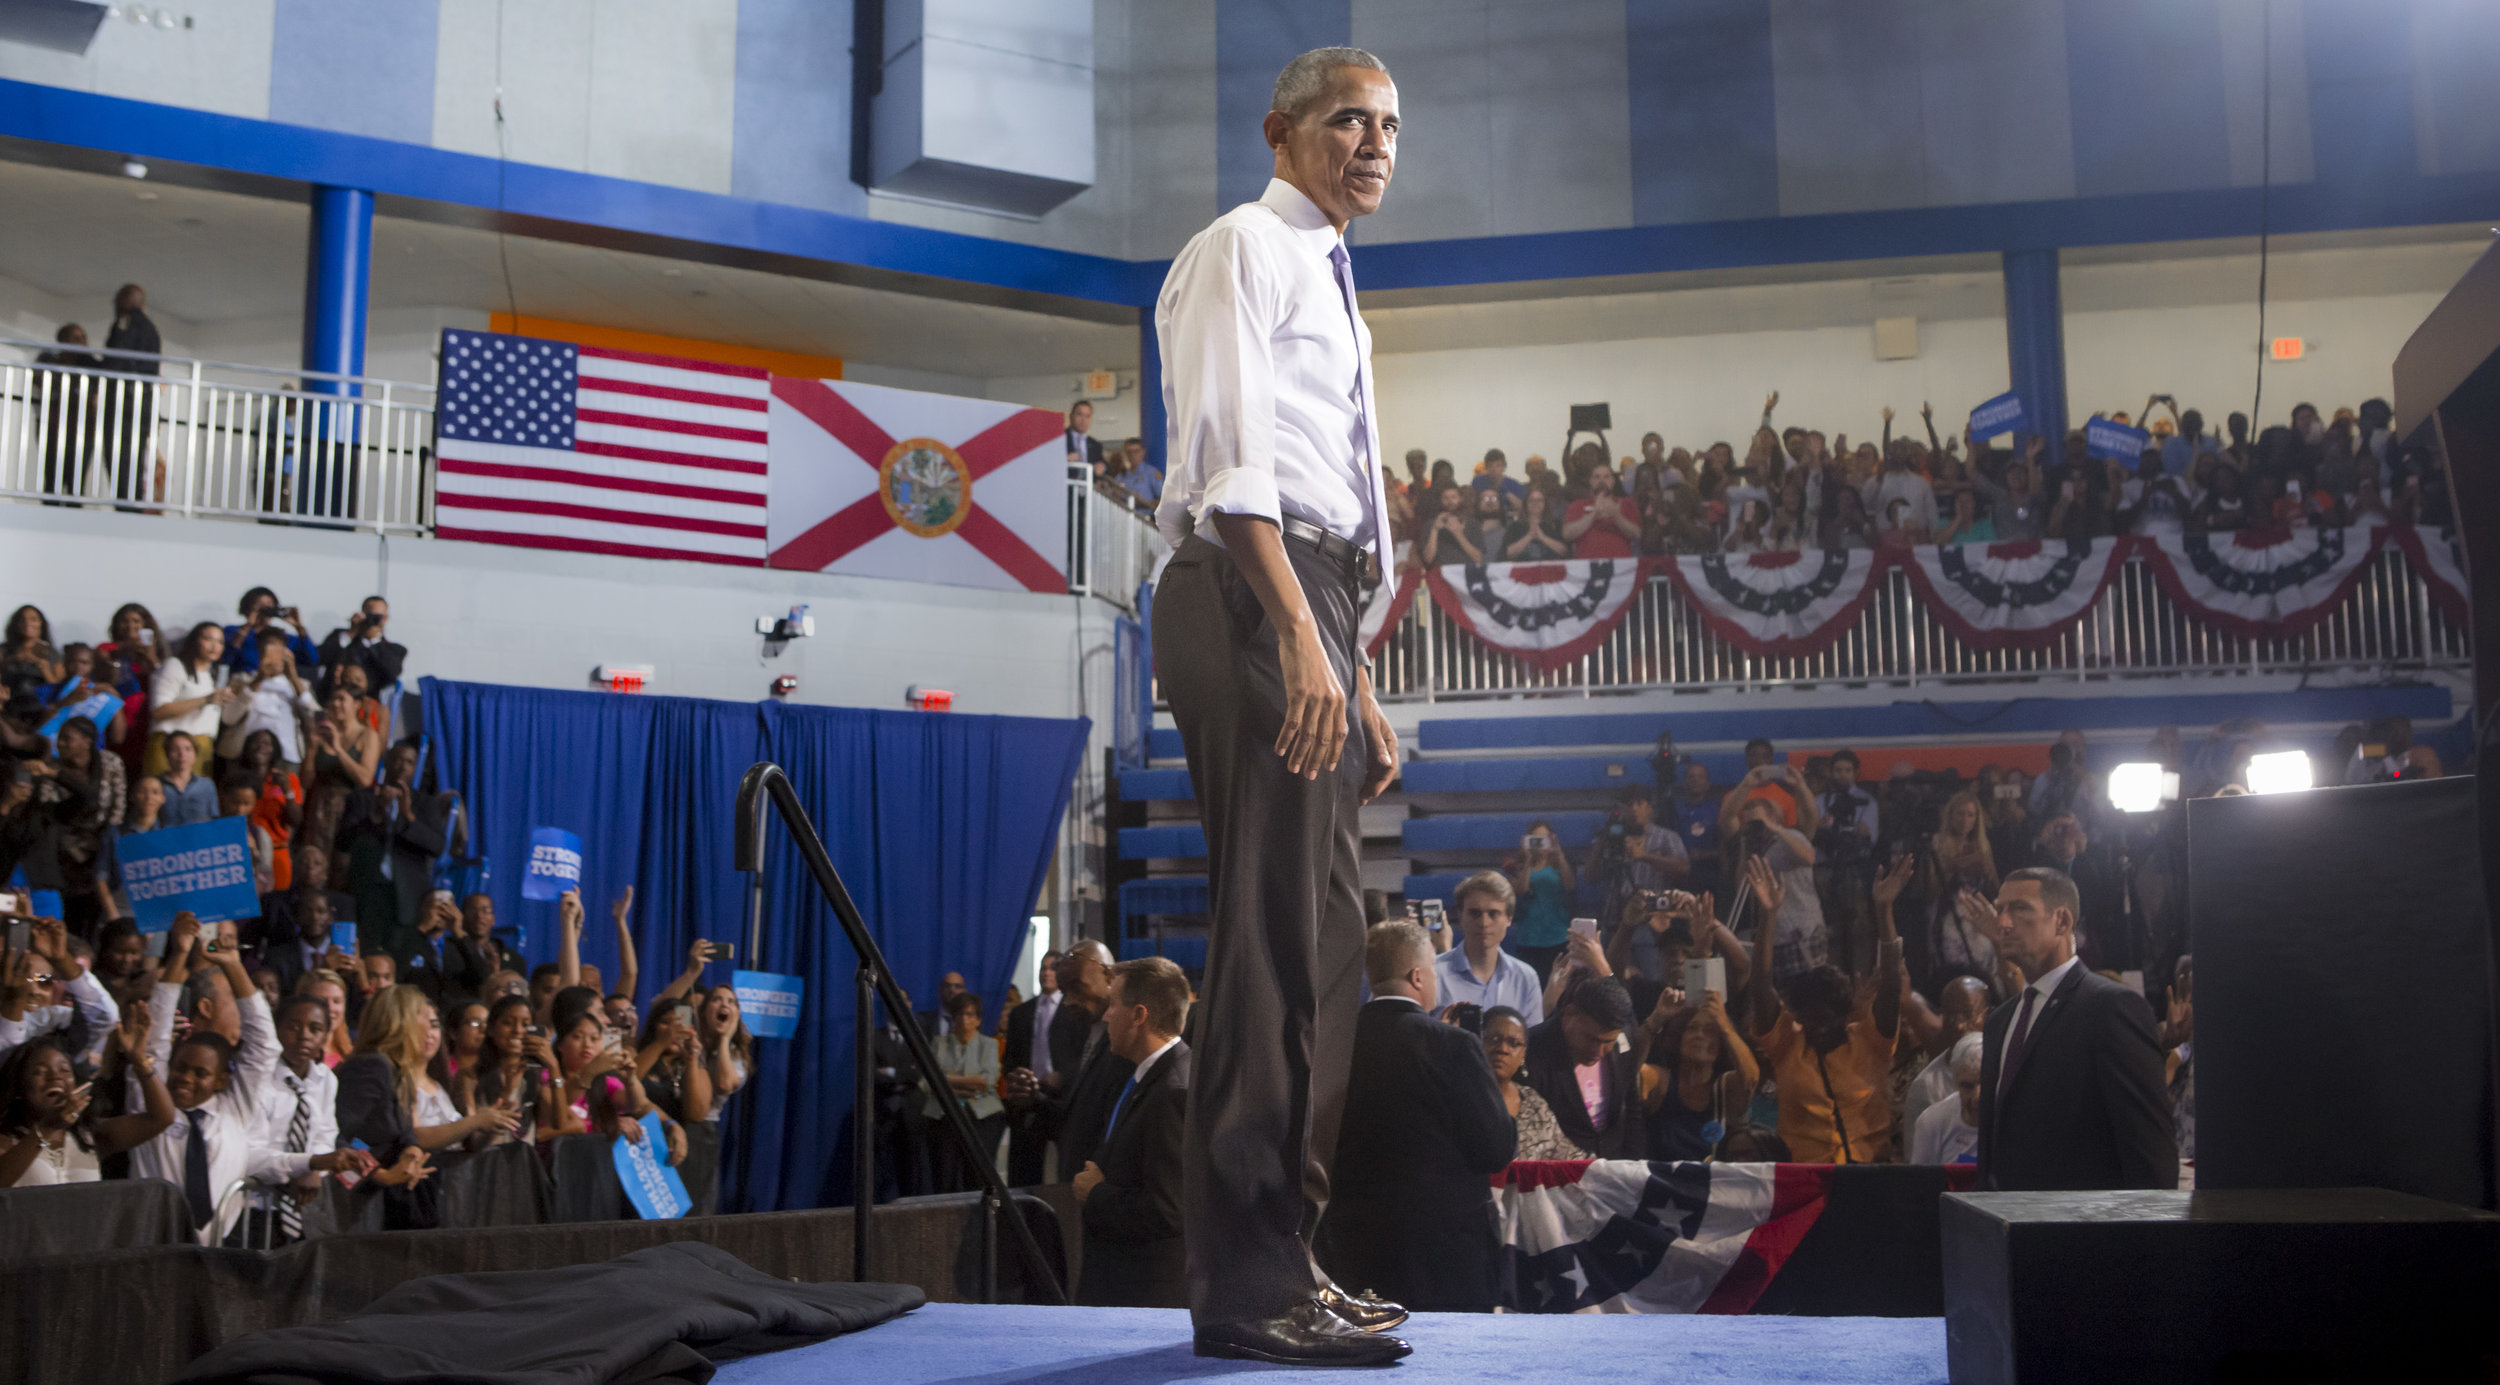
[
  {"xmin": 1431, "ymin": 946, "xmax": 1546, "ymax": 1027},
  {"xmin": 1155, "ymin": 178, "xmax": 1394, "ymax": 577},
  {"xmin": 221, "ymin": 673, "xmax": 319, "ymax": 763},
  {"xmin": 0, "ymin": 970, "xmax": 120, "ymax": 1066},
  {"xmin": 250, "ymin": 1058, "xmax": 341, "ymax": 1185},
  {"xmin": 131, "ymin": 982, "xmax": 281, "ymax": 1243}
]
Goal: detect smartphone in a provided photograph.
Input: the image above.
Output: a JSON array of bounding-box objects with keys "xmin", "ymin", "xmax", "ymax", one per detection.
[
  {"xmin": 1402, "ymin": 901, "xmax": 1423, "ymax": 928},
  {"xmin": 3, "ymin": 916, "xmax": 29, "ymax": 953},
  {"xmin": 1682, "ymin": 957, "xmax": 1727, "ymax": 1002},
  {"xmin": 1420, "ymin": 899, "xmax": 1447, "ymax": 932},
  {"xmin": 704, "ymin": 941, "xmax": 736, "ymax": 962},
  {"xmin": 1522, "ymin": 832, "xmax": 1552, "ymax": 852},
  {"xmin": 1568, "ymin": 916, "xmax": 1599, "ymax": 941}
]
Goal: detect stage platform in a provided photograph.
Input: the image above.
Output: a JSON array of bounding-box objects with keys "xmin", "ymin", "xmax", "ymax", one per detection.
[{"xmin": 714, "ymin": 1302, "xmax": 1949, "ymax": 1384}]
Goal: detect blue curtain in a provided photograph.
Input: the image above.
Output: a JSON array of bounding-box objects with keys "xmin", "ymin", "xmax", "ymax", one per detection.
[{"xmin": 419, "ymin": 678, "xmax": 1088, "ymax": 1212}]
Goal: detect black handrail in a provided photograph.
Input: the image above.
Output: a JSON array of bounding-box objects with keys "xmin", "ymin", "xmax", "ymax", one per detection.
[{"xmin": 734, "ymin": 762, "xmax": 1067, "ymax": 1305}]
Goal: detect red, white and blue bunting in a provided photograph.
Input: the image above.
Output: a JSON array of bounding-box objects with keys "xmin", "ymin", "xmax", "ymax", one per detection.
[
  {"xmin": 1423, "ymin": 559, "xmax": 1653, "ymax": 671},
  {"xmin": 1497, "ymin": 1160, "xmax": 1821, "ymax": 1314},
  {"xmin": 1360, "ymin": 542, "xmax": 1422, "ymax": 658},
  {"xmin": 2389, "ymin": 526, "xmax": 2469, "ymax": 629},
  {"xmin": 1898, "ymin": 537, "xmax": 2128, "ymax": 650},
  {"xmin": 2134, "ymin": 525, "xmax": 2389, "ymax": 641},
  {"xmin": 1662, "ymin": 549, "xmax": 1888, "ymax": 659}
]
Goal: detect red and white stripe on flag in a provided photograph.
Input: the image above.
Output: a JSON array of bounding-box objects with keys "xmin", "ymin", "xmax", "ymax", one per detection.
[
  {"xmin": 432, "ymin": 329, "xmax": 770, "ymax": 566},
  {"xmin": 766, "ymin": 377, "xmax": 1070, "ymax": 594}
]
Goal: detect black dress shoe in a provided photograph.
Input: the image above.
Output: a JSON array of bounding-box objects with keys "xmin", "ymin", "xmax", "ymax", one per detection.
[
  {"xmin": 1194, "ymin": 1300, "xmax": 1413, "ymax": 1366},
  {"xmin": 1317, "ymin": 1281, "xmax": 1410, "ymax": 1333}
]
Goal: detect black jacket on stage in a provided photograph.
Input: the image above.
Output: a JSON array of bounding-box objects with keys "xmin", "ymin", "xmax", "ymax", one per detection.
[
  {"xmin": 1316, "ymin": 998, "xmax": 1517, "ymax": 1312},
  {"xmin": 1050, "ymin": 1023, "xmax": 1133, "ymax": 1178},
  {"xmin": 1521, "ymin": 1014, "xmax": 1645, "ymax": 1159},
  {"xmin": 1077, "ymin": 1040, "xmax": 1190, "ymax": 1308},
  {"xmin": 1002, "ymin": 993, "xmax": 1088, "ymax": 1185},
  {"xmin": 1977, "ymin": 960, "xmax": 2177, "ymax": 1192}
]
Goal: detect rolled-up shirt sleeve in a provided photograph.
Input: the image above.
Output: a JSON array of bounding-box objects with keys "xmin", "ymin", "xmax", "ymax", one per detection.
[{"xmin": 1156, "ymin": 225, "xmax": 1281, "ymax": 546}]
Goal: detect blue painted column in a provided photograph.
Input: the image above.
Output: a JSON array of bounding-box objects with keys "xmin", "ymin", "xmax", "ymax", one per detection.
[
  {"xmin": 1138, "ymin": 311, "xmax": 1165, "ymax": 478},
  {"xmin": 2001, "ymin": 248, "xmax": 2067, "ymax": 449},
  {"xmin": 303, "ymin": 185, "xmax": 374, "ymax": 395}
]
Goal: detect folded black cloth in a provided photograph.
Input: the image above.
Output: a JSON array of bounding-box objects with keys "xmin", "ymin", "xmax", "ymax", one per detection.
[{"xmin": 176, "ymin": 1241, "xmax": 924, "ymax": 1385}]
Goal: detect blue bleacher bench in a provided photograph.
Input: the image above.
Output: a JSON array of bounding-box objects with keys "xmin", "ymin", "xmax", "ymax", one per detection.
[{"xmin": 1117, "ymin": 824, "xmax": 1207, "ymax": 860}]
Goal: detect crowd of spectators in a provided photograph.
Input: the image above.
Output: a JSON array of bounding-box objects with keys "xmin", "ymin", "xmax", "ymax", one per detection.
[
  {"xmin": 1065, "ymin": 401, "xmax": 1162, "ymax": 516},
  {"xmin": 1384, "ymin": 391, "xmax": 2455, "ymax": 566},
  {"xmin": 0, "ymin": 585, "xmax": 754, "ymax": 1240}
]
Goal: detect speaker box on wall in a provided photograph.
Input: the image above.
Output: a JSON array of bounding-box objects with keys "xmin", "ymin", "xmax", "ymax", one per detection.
[{"xmin": 2188, "ymin": 776, "xmax": 2496, "ymax": 1208}]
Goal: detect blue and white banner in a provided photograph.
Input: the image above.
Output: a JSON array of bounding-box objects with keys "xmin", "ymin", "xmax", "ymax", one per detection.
[
  {"xmin": 520, "ymin": 827, "xmax": 583, "ymax": 902},
  {"xmin": 612, "ymin": 1111, "xmax": 692, "ymax": 1220},
  {"xmin": 732, "ymin": 969, "xmax": 806, "ymax": 1040},
  {"xmin": 38, "ymin": 687, "xmax": 120, "ymax": 743},
  {"xmin": 2084, "ymin": 416, "xmax": 2151, "ymax": 462},
  {"xmin": 120, "ymin": 818, "xmax": 260, "ymax": 933},
  {"xmin": 1968, "ymin": 391, "xmax": 2025, "ymax": 440}
]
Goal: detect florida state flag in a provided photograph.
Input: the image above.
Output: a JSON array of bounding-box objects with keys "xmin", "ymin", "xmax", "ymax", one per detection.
[{"xmin": 767, "ymin": 377, "xmax": 1070, "ymax": 592}]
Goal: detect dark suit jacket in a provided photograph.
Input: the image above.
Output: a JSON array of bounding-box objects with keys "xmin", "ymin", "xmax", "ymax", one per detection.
[
  {"xmin": 1522, "ymin": 1014, "xmax": 1645, "ymax": 1159},
  {"xmin": 1977, "ymin": 961, "xmax": 2177, "ymax": 1191},
  {"xmin": 1317, "ymin": 999, "xmax": 1517, "ymax": 1311},
  {"xmin": 1002, "ymin": 992, "xmax": 1085, "ymax": 1079},
  {"xmin": 1051, "ymin": 1024, "xmax": 1134, "ymax": 1177},
  {"xmin": 1065, "ymin": 429, "xmax": 1105, "ymax": 472},
  {"xmin": 438, "ymin": 932, "xmax": 503, "ymax": 1003},
  {"xmin": 1077, "ymin": 1040, "xmax": 1190, "ymax": 1308},
  {"xmin": 336, "ymin": 787, "xmax": 451, "ymax": 955},
  {"xmin": 333, "ymin": 1052, "xmax": 440, "ymax": 1229},
  {"xmin": 316, "ymin": 628, "xmax": 408, "ymax": 695}
]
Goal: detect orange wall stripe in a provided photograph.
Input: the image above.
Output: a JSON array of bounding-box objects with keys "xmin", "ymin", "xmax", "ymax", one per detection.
[{"xmin": 489, "ymin": 314, "xmax": 843, "ymax": 381}]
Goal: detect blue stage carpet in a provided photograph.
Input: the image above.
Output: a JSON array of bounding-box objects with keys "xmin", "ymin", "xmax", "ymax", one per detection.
[{"xmin": 712, "ymin": 1303, "xmax": 1949, "ymax": 1384}]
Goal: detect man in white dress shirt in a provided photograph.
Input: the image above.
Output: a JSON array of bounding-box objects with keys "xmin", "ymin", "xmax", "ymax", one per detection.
[
  {"xmin": 131, "ymin": 913, "xmax": 281, "ymax": 1244},
  {"xmin": 1151, "ymin": 46, "xmax": 1408, "ymax": 1367}
]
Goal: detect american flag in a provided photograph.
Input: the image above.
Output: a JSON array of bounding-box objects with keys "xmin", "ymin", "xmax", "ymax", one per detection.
[{"xmin": 431, "ymin": 328, "xmax": 770, "ymax": 566}]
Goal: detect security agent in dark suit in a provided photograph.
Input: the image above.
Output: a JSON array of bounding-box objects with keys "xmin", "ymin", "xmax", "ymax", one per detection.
[
  {"xmin": 1002, "ymin": 950, "xmax": 1087, "ymax": 1185},
  {"xmin": 1522, "ymin": 973, "xmax": 1646, "ymax": 1159},
  {"xmin": 1976, "ymin": 866, "xmax": 2177, "ymax": 1191},
  {"xmin": 1035, "ymin": 941, "xmax": 1132, "ymax": 1177},
  {"xmin": 1064, "ymin": 400, "xmax": 1107, "ymax": 476},
  {"xmin": 335, "ymin": 742, "xmax": 451, "ymax": 963},
  {"xmin": 1317, "ymin": 921, "xmax": 1516, "ymax": 1313},
  {"xmin": 1071, "ymin": 955, "xmax": 1193, "ymax": 1308}
]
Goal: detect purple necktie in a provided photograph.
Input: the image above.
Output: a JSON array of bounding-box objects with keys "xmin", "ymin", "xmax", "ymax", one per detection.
[
  {"xmin": 1998, "ymin": 989, "xmax": 2039, "ymax": 1097},
  {"xmin": 1325, "ymin": 241, "xmax": 1382, "ymax": 568}
]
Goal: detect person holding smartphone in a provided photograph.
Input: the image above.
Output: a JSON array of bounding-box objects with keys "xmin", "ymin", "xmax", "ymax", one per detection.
[
  {"xmin": 1502, "ymin": 821, "xmax": 1576, "ymax": 982},
  {"xmin": 221, "ymin": 588, "xmax": 319, "ymax": 679}
]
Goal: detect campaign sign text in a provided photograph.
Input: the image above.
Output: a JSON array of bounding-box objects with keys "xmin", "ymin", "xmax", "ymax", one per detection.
[
  {"xmin": 733, "ymin": 969, "xmax": 806, "ymax": 1040},
  {"xmin": 612, "ymin": 1111, "xmax": 691, "ymax": 1220},
  {"xmin": 39, "ymin": 689, "xmax": 121, "ymax": 743},
  {"xmin": 121, "ymin": 818, "xmax": 260, "ymax": 932},
  {"xmin": 521, "ymin": 827, "xmax": 583, "ymax": 901},
  {"xmin": 1968, "ymin": 391, "xmax": 2026, "ymax": 440},
  {"xmin": 2085, "ymin": 416, "xmax": 2152, "ymax": 462}
]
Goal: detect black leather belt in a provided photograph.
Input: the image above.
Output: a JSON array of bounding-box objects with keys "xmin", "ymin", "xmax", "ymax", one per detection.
[{"xmin": 1280, "ymin": 515, "xmax": 1380, "ymax": 588}]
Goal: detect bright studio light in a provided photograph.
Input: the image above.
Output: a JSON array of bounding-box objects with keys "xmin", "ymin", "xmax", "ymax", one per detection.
[
  {"xmin": 2245, "ymin": 750, "xmax": 2315, "ymax": 796},
  {"xmin": 2108, "ymin": 761, "xmax": 2178, "ymax": 813}
]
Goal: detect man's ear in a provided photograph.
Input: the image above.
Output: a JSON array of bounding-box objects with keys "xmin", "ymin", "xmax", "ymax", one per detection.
[{"xmin": 1262, "ymin": 108, "xmax": 1293, "ymax": 154}]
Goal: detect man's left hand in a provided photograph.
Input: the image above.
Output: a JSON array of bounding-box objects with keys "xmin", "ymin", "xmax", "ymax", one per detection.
[
  {"xmin": 1357, "ymin": 683, "xmax": 1399, "ymax": 805},
  {"xmin": 1072, "ymin": 1161, "xmax": 1104, "ymax": 1202}
]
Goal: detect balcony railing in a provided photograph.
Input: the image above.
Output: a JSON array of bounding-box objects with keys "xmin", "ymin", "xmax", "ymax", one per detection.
[
  {"xmin": 1, "ymin": 338, "xmax": 435, "ymax": 535},
  {"xmin": 1067, "ymin": 465, "xmax": 1166, "ymax": 610},
  {"xmin": 1364, "ymin": 547, "xmax": 2470, "ymax": 702}
]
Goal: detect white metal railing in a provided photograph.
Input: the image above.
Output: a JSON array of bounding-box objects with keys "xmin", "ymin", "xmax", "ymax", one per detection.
[
  {"xmin": 1, "ymin": 337, "xmax": 434, "ymax": 534},
  {"xmin": 1066, "ymin": 465, "xmax": 1166, "ymax": 611},
  {"xmin": 1364, "ymin": 547, "xmax": 2470, "ymax": 701}
]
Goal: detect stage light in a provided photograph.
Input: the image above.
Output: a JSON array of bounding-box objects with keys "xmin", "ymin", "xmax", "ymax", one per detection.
[
  {"xmin": 2246, "ymin": 750, "xmax": 2314, "ymax": 795},
  {"xmin": 2108, "ymin": 761, "xmax": 2179, "ymax": 813},
  {"xmin": 121, "ymin": 157, "xmax": 148, "ymax": 179}
]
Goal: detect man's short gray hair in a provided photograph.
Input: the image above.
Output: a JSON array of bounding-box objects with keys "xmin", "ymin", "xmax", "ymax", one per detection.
[
  {"xmin": 1365, "ymin": 920, "xmax": 1433, "ymax": 988},
  {"xmin": 1272, "ymin": 46, "xmax": 1390, "ymax": 118}
]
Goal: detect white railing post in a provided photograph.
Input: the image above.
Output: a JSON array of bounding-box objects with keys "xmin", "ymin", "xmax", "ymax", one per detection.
[{"xmin": 179, "ymin": 359, "xmax": 201, "ymax": 518}]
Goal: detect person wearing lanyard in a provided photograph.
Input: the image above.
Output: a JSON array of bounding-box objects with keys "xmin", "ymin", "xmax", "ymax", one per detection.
[{"xmin": 1150, "ymin": 47, "xmax": 1406, "ymax": 1367}]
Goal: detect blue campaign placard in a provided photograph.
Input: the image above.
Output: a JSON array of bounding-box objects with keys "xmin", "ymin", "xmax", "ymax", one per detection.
[
  {"xmin": 612, "ymin": 1111, "xmax": 692, "ymax": 1220},
  {"xmin": 38, "ymin": 688, "xmax": 121, "ymax": 743},
  {"xmin": 119, "ymin": 818, "xmax": 260, "ymax": 933},
  {"xmin": 1968, "ymin": 391, "xmax": 2026, "ymax": 440},
  {"xmin": 2085, "ymin": 416, "xmax": 2152, "ymax": 462},
  {"xmin": 520, "ymin": 827, "xmax": 583, "ymax": 901},
  {"xmin": 732, "ymin": 969, "xmax": 806, "ymax": 1039}
]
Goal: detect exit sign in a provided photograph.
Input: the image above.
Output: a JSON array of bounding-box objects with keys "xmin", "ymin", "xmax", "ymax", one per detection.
[
  {"xmin": 1082, "ymin": 369, "xmax": 1118, "ymax": 396},
  {"xmin": 2270, "ymin": 337, "xmax": 2305, "ymax": 360}
]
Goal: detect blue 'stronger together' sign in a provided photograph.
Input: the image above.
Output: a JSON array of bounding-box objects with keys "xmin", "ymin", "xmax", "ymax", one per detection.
[
  {"xmin": 2084, "ymin": 416, "xmax": 2152, "ymax": 462},
  {"xmin": 119, "ymin": 818, "xmax": 261, "ymax": 933},
  {"xmin": 612, "ymin": 1112, "xmax": 692, "ymax": 1220},
  {"xmin": 732, "ymin": 970, "xmax": 806, "ymax": 1040},
  {"xmin": 521, "ymin": 827, "xmax": 583, "ymax": 901},
  {"xmin": 1968, "ymin": 391, "xmax": 2026, "ymax": 440}
]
